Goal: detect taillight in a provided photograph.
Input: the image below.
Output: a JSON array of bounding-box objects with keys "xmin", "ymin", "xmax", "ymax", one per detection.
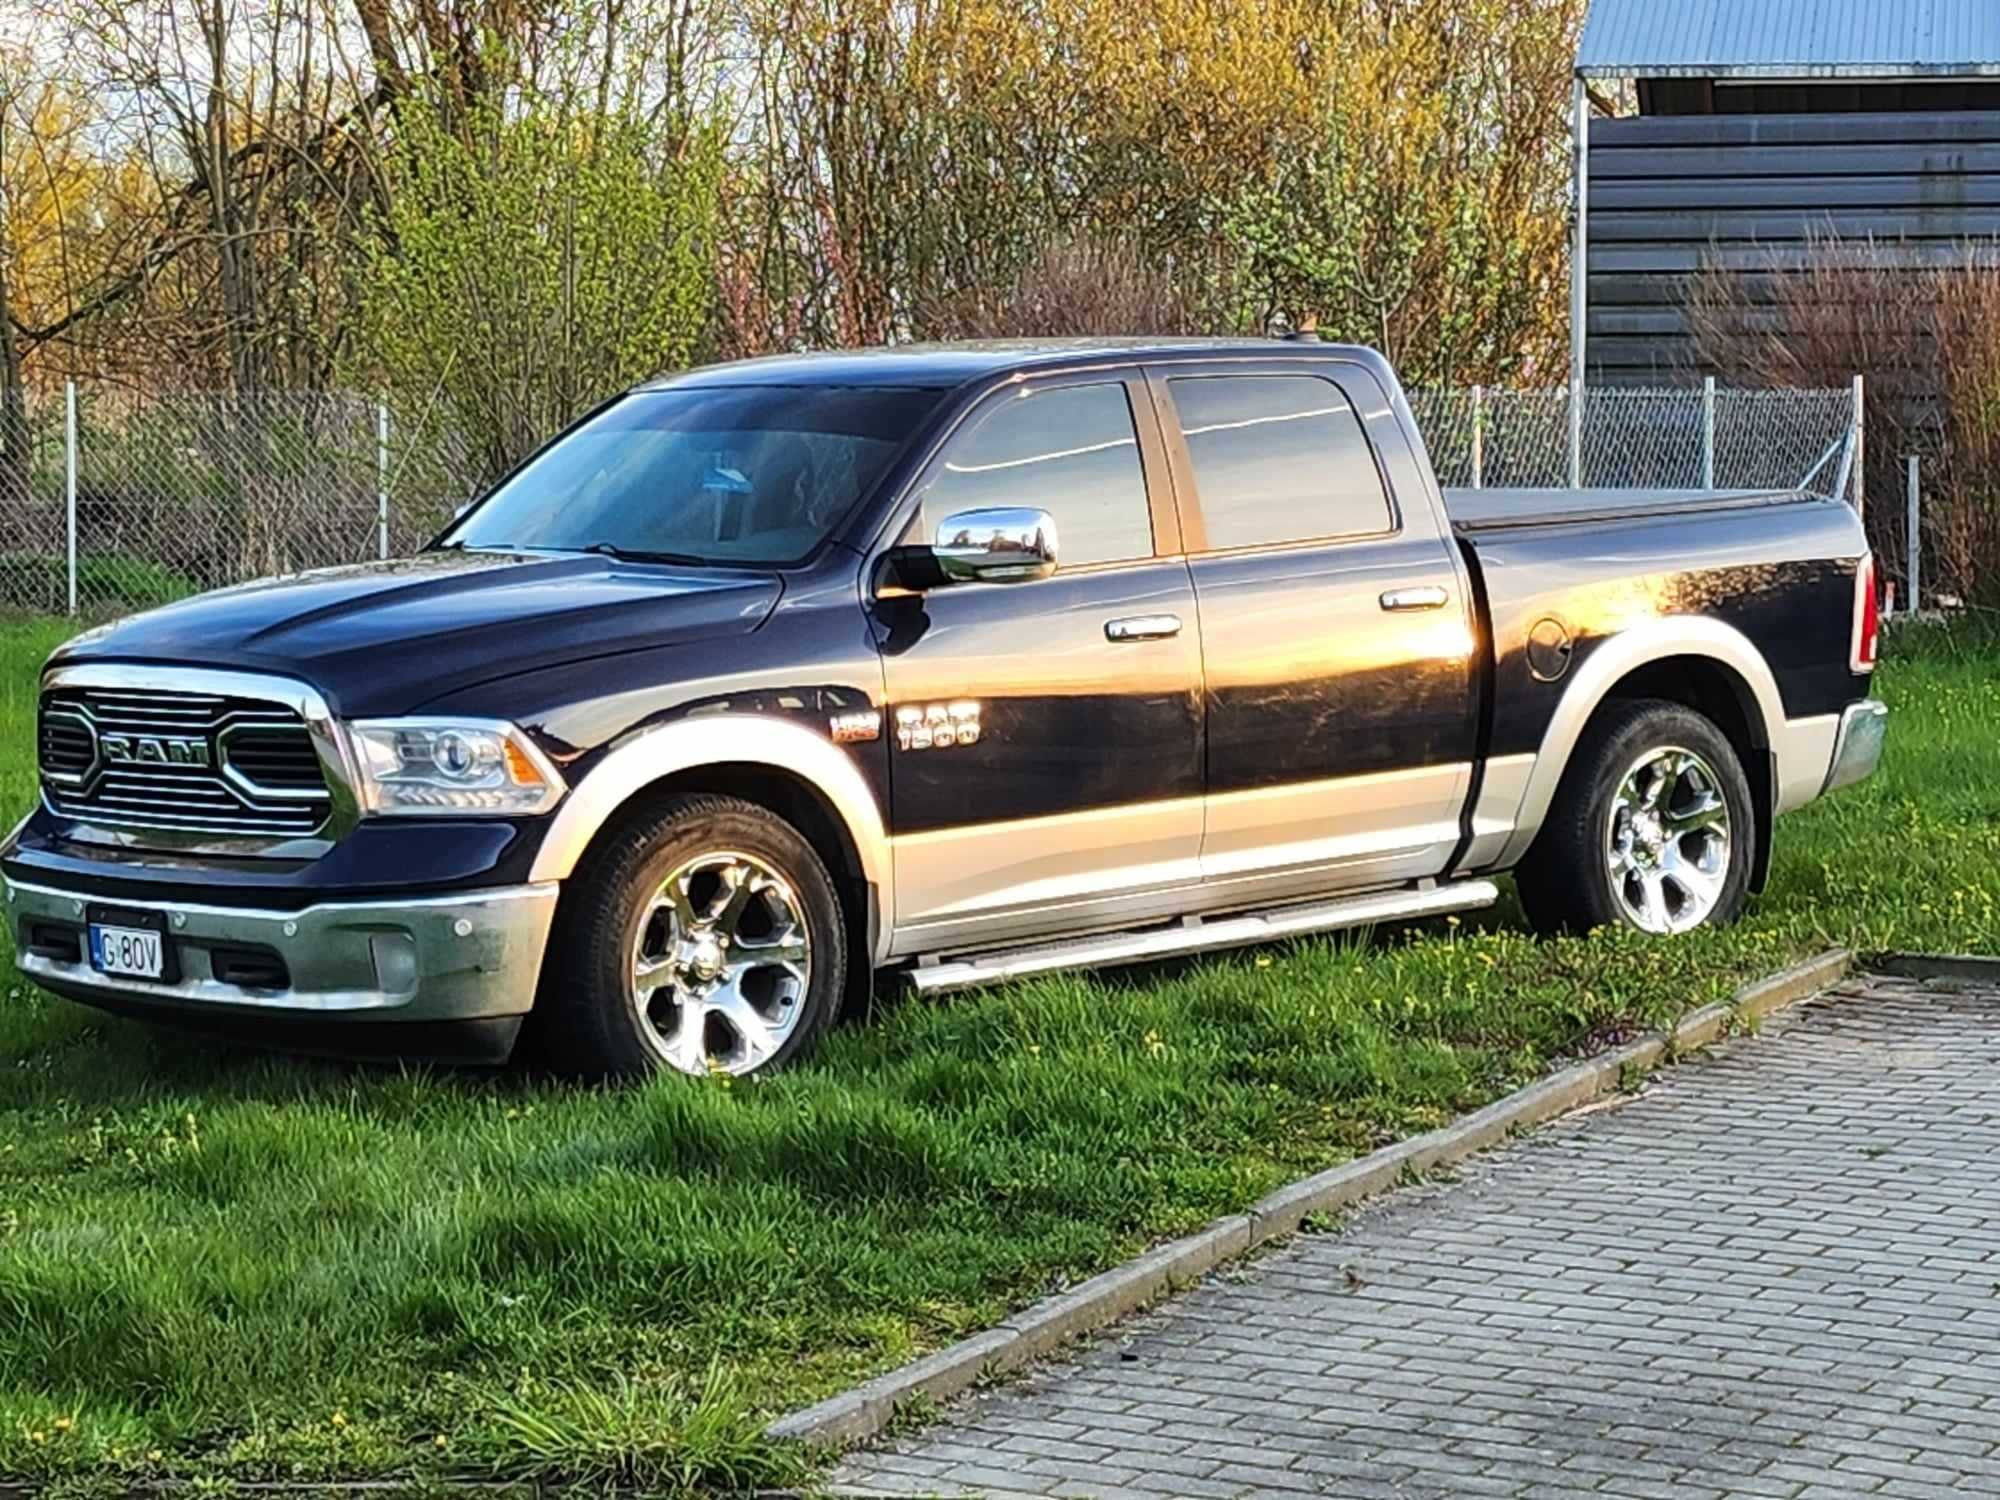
[{"xmin": 1851, "ymin": 553, "xmax": 1880, "ymax": 673}]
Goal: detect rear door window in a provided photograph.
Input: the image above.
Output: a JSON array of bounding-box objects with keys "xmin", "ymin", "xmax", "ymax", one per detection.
[
  {"xmin": 1169, "ymin": 375, "xmax": 1394, "ymax": 551},
  {"xmin": 920, "ymin": 382, "xmax": 1154, "ymax": 568}
]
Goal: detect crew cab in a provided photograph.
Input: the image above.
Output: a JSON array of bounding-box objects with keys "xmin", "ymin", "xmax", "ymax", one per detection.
[{"xmin": 3, "ymin": 340, "xmax": 1887, "ymax": 1077}]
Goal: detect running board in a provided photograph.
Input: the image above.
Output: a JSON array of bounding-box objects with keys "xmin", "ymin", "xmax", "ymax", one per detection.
[{"xmin": 906, "ymin": 880, "xmax": 1501, "ymax": 997}]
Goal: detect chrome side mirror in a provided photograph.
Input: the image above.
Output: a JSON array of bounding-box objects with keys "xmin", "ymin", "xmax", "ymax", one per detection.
[{"xmin": 932, "ymin": 507, "xmax": 1059, "ymax": 584}]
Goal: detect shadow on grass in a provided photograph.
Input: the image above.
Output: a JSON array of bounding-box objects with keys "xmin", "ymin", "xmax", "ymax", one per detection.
[{"xmin": 0, "ymin": 996, "xmax": 543, "ymax": 1117}]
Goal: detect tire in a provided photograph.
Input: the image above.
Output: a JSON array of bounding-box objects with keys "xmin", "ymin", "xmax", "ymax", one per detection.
[
  {"xmin": 528, "ymin": 793, "xmax": 848, "ymax": 1080},
  {"xmin": 1515, "ymin": 699, "xmax": 1755, "ymax": 938}
]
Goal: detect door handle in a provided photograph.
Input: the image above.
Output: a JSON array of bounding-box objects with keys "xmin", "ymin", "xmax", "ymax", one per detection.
[
  {"xmin": 1104, "ymin": 613, "xmax": 1183, "ymax": 642},
  {"xmin": 1379, "ymin": 586, "xmax": 1450, "ymax": 613}
]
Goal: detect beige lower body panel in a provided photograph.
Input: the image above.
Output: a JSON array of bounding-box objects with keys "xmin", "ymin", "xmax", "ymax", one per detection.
[
  {"xmin": 1773, "ymin": 713, "xmax": 1840, "ymax": 813},
  {"xmin": 887, "ymin": 763, "xmax": 1473, "ymax": 960},
  {"xmin": 888, "ymin": 796, "xmax": 1205, "ymax": 955},
  {"xmin": 1200, "ymin": 762, "xmax": 1471, "ymax": 888},
  {"xmin": 1453, "ymin": 752, "xmax": 1538, "ymax": 872}
]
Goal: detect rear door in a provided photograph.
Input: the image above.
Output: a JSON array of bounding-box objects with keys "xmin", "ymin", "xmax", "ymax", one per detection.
[
  {"xmin": 871, "ymin": 371, "xmax": 1205, "ymax": 952},
  {"xmin": 1149, "ymin": 360, "xmax": 1479, "ymax": 893}
]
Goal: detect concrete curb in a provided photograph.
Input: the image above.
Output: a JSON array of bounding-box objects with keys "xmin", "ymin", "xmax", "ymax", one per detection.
[
  {"xmin": 766, "ymin": 947, "xmax": 1854, "ymax": 1449},
  {"xmin": 1878, "ymin": 952, "xmax": 2000, "ymax": 984}
]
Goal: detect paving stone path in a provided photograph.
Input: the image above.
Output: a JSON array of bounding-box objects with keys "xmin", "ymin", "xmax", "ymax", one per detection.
[{"xmin": 833, "ymin": 969, "xmax": 2000, "ymax": 1499}]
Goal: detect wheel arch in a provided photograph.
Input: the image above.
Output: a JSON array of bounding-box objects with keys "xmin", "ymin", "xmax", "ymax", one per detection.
[
  {"xmin": 528, "ymin": 716, "xmax": 892, "ymax": 963},
  {"xmin": 1496, "ymin": 619, "xmax": 1786, "ymax": 874}
]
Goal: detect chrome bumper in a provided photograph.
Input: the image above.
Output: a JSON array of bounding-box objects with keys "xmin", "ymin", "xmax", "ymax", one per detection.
[
  {"xmin": 4, "ymin": 877, "xmax": 559, "ymax": 1023},
  {"xmin": 1823, "ymin": 698, "xmax": 1888, "ymax": 796}
]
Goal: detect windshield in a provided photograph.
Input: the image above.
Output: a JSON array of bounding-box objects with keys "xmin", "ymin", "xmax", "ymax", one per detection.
[{"xmin": 442, "ymin": 384, "xmax": 945, "ymax": 565}]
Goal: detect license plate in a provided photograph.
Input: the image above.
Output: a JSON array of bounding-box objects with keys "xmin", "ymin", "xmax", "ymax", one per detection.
[{"xmin": 89, "ymin": 922, "xmax": 166, "ymax": 979}]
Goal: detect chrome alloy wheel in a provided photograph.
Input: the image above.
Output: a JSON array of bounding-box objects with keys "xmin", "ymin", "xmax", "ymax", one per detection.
[
  {"xmin": 630, "ymin": 850, "xmax": 812, "ymax": 1074},
  {"xmin": 1604, "ymin": 746, "xmax": 1732, "ymax": 934}
]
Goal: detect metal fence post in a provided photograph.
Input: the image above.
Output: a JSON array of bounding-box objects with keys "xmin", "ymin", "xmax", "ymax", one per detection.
[
  {"xmin": 64, "ymin": 380, "xmax": 77, "ymax": 616},
  {"xmin": 376, "ymin": 399, "xmax": 391, "ymax": 560},
  {"xmin": 1569, "ymin": 73, "xmax": 1588, "ymax": 461},
  {"xmin": 1470, "ymin": 385, "xmax": 1484, "ymax": 489},
  {"xmin": 1701, "ymin": 376, "xmax": 1716, "ymax": 491},
  {"xmin": 1851, "ymin": 374, "xmax": 1866, "ymax": 517},
  {"xmin": 1906, "ymin": 454, "xmax": 1921, "ymax": 617},
  {"xmin": 1567, "ymin": 379, "xmax": 1583, "ymax": 489}
]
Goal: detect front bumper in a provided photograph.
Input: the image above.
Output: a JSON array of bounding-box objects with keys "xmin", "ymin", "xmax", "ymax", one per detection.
[
  {"xmin": 5, "ymin": 876, "xmax": 559, "ymax": 1027},
  {"xmin": 1823, "ymin": 698, "xmax": 1889, "ymax": 796}
]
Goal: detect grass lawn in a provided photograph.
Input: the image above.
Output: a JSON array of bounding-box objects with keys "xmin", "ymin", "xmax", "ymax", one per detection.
[{"xmin": 1, "ymin": 612, "xmax": 1996, "ymax": 1489}]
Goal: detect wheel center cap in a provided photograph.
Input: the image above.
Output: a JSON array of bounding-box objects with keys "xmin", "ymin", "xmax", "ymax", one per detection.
[
  {"xmin": 1632, "ymin": 811, "xmax": 1665, "ymax": 853},
  {"xmin": 685, "ymin": 935, "xmax": 726, "ymax": 981}
]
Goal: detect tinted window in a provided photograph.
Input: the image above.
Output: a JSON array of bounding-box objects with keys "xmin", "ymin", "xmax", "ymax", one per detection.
[
  {"xmin": 1171, "ymin": 375, "xmax": 1393, "ymax": 550},
  {"xmin": 446, "ymin": 385, "xmax": 942, "ymax": 565},
  {"xmin": 922, "ymin": 383, "xmax": 1153, "ymax": 568}
]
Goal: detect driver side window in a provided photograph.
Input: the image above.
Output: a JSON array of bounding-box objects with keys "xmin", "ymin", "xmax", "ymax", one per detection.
[{"xmin": 920, "ymin": 383, "xmax": 1154, "ymax": 568}]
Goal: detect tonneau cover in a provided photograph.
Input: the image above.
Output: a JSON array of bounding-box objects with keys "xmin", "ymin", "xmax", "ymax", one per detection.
[{"xmin": 1444, "ymin": 486, "xmax": 1816, "ymax": 534}]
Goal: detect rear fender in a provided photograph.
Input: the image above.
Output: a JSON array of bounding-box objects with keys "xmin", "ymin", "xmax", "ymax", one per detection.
[{"xmin": 1492, "ymin": 618, "xmax": 1791, "ymax": 870}]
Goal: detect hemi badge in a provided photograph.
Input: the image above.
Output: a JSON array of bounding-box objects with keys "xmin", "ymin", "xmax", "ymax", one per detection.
[{"xmin": 829, "ymin": 710, "xmax": 881, "ymax": 745}]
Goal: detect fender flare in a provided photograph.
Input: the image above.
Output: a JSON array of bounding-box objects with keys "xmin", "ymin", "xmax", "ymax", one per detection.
[
  {"xmin": 1494, "ymin": 617, "xmax": 1788, "ymax": 869},
  {"xmin": 527, "ymin": 715, "xmax": 893, "ymax": 953}
]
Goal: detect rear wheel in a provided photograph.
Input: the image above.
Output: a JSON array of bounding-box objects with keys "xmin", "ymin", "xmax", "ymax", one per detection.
[
  {"xmin": 1517, "ymin": 700, "xmax": 1754, "ymax": 937},
  {"xmin": 531, "ymin": 794, "xmax": 847, "ymax": 1079}
]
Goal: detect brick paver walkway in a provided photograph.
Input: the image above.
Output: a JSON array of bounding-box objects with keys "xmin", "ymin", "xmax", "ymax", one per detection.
[{"xmin": 833, "ymin": 969, "xmax": 2000, "ymax": 1498}]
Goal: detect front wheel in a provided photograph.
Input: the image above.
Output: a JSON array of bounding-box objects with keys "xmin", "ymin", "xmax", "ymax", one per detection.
[
  {"xmin": 1517, "ymin": 699, "xmax": 1755, "ymax": 937},
  {"xmin": 530, "ymin": 794, "xmax": 848, "ymax": 1079}
]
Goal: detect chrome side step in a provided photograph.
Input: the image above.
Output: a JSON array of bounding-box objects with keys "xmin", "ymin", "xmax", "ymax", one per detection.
[{"xmin": 906, "ymin": 879, "xmax": 1501, "ymax": 997}]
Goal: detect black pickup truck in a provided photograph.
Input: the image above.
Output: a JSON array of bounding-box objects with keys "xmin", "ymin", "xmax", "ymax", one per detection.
[{"xmin": 4, "ymin": 339, "xmax": 1886, "ymax": 1077}]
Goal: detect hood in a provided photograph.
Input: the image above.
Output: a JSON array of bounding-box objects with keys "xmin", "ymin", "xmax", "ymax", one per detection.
[{"xmin": 52, "ymin": 551, "xmax": 783, "ymax": 716}]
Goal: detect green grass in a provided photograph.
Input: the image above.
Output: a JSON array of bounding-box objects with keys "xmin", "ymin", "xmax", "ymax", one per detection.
[
  {"xmin": 1, "ymin": 614, "xmax": 1997, "ymax": 1489},
  {"xmin": 0, "ymin": 557, "xmax": 199, "ymax": 618}
]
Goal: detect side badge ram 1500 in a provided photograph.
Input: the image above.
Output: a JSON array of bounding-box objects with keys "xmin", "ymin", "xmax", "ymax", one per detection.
[{"xmin": 894, "ymin": 702, "xmax": 981, "ymax": 751}]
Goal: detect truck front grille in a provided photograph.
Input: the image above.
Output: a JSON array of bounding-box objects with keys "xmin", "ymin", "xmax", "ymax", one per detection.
[{"xmin": 39, "ymin": 684, "xmax": 333, "ymax": 840}]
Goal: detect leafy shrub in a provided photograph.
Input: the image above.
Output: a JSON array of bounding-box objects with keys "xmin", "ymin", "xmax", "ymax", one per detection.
[
  {"xmin": 917, "ymin": 235, "xmax": 1197, "ymax": 340},
  {"xmin": 1690, "ymin": 235, "xmax": 2000, "ymax": 608},
  {"xmin": 354, "ymin": 93, "xmax": 725, "ymax": 478}
]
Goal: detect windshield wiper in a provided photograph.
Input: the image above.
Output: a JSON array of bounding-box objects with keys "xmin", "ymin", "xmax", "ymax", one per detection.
[{"xmin": 569, "ymin": 542, "xmax": 709, "ymax": 566}]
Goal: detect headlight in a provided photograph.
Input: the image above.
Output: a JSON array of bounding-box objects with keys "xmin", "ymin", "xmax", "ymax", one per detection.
[{"xmin": 345, "ymin": 718, "xmax": 565, "ymax": 816}]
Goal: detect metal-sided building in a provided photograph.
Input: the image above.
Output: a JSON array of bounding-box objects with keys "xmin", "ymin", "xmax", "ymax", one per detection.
[{"xmin": 1573, "ymin": 0, "xmax": 2000, "ymax": 387}]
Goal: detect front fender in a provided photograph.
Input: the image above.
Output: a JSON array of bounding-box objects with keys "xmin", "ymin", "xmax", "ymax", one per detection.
[{"xmin": 526, "ymin": 715, "xmax": 893, "ymax": 958}]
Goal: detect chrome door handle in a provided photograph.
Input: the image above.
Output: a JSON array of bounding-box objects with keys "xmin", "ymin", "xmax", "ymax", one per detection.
[
  {"xmin": 1104, "ymin": 613, "xmax": 1183, "ymax": 642},
  {"xmin": 1379, "ymin": 586, "xmax": 1450, "ymax": 612}
]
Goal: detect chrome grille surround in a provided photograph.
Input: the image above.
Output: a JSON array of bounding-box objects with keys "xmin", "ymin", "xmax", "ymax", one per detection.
[{"xmin": 37, "ymin": 664, "xmax": 361, "ymax": 857}]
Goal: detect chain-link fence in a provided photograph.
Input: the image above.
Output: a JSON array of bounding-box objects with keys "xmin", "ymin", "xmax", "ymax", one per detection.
[
  {"xmin": 0, "ymin": 387, "xmax": 490, "ymax": 617},
  {"xmin": 1406, "ymin": 384, "xmax": 1858, "ymax": 493},
  {"xmin": 0, "ymin": 382, "xmax": 1859, "ymax": 619}
]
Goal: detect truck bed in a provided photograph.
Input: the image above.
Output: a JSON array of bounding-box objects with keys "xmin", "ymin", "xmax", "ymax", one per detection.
[{"xmin": 1443, "ymin": 486, "xmax": 1816, "ymax": 534}]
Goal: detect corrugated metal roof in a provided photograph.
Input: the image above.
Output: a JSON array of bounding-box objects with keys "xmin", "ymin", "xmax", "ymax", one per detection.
[{"xmin": 1577, "ymin": 0, "xmax": 2000, "ymax": 78}]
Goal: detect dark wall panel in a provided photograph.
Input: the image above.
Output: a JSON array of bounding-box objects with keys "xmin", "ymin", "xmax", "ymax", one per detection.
[{"xmin": 1585, "ymin": 109, "xmax": 2000, "ymax": 385}]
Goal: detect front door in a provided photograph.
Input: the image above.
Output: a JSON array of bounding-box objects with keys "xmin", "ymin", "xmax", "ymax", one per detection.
[
  {"xmin": 1149, "ymin": 361, "xmax": 1480, "ymax": 895},
  {"xmin": 871, "ymin": 372, "xmax": 1204, "ymax": 954}
]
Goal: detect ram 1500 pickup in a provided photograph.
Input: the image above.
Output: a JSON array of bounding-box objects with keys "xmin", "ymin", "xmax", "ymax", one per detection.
[{"xmin": 3, "ymin": 339, "xmax": 1887, "ymax": 1077}]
